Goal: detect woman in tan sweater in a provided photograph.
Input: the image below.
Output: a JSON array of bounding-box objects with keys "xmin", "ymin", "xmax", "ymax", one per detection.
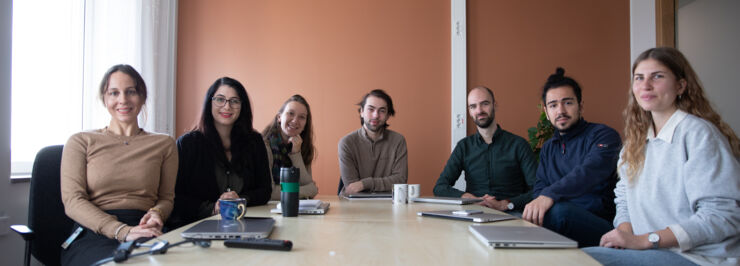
[{"xmin": 60, "ymin": 64, "xmax": 178, "ymax": 266}]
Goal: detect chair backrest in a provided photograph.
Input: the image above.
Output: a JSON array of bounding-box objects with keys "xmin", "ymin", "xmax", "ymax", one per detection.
[
  {"xmin": 28, "ymin": 145, "xmax": 73, "ymax": 266},
  {"xmin": 337, "ymin": 178, "xmax": 344, "ymax": 195}
]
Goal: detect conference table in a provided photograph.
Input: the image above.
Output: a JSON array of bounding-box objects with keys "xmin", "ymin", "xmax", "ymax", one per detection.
[{"xmin": 118, "ymin": 196, "xmax": 600, "ymax": 265}]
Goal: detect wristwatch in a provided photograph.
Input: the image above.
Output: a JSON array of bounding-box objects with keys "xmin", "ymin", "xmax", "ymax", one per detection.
[
  {"xmin": 648, "ymin": 232, "xmax": 660, "ymax": 249},
  {"xmin": 506, "ymin": 202, "xmax": 515, "ymax": 211}
]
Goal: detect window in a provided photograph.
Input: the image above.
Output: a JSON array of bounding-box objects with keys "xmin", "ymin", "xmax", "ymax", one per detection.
[
  {"xmin": 11, "ymin": 0, "xmax": 84, "ymax": 176},
  {"xmin": 11, "ymin": 0, "xmax": 177, "ymax": 177}
]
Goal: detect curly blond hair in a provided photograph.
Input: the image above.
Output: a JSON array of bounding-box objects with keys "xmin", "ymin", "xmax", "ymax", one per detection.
[{"xmin": 621, "ymin": 47, "xmax": 740, "ymax": 182}]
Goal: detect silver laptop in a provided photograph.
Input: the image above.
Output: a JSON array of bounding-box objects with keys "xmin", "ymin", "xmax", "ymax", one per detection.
[
  {"xmin": 417, "ymin": 210, "xmax": 516, "ymax": 223},
  {"xmin": 411, "ymin": 196, "xmax": 483, "ymax": 205},
  {"xmin": 343, "ymin": 192, "xmax": 392, "ymax": 199},
  {"xmin": 271, "ymin": 200, "xmax": 330, "ymax": 215},
  {"xmin": 469, "ymin": 225, "xmax": 577, "ymax": 248},
  {"xmin": 181, "ymin": 217, "xmax": 275, "ymax": 240}
]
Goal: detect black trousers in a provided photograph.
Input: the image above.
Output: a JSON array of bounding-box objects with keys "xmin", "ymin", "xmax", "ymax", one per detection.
[{"xmin": 60, "ymin": 209, "xmax": 146, "ymax": 266}]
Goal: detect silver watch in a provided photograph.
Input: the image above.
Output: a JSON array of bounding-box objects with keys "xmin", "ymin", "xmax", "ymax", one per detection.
[
  {"xmin": 506, "ymin": 202, "xmax": 515, "ymax": 211},
  {"xmin": 648, "ymin": 232, "xmax": 660, "ymax": 249}
]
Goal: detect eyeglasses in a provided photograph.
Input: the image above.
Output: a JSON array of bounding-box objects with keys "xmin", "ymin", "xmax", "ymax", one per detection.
[{"xmin": 212, "ymin": 97, "xmax": 242, "ymax": 108}]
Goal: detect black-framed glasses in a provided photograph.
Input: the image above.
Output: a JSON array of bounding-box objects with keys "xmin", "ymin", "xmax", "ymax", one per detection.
[{"xmin": 212, "ymin": 96, "xmax": 242, "ymax": 108}]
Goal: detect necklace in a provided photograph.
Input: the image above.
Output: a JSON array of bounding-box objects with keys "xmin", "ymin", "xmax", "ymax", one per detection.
[{"xmin": 105, "ymin": 127, "xmax": 144, "ymax": 145}]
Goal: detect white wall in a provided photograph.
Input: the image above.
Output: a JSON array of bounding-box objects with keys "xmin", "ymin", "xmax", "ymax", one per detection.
[
  {"xmin": 629, "ymin": 0, "xmax": 656, "ymax": 65},
  {"xmin": 1, "ymin": 0, "xmax": 32, "ymax": 265},
  {"xmin": 677, "ymin": 0, "xmax": 740, "ymax": 134}
]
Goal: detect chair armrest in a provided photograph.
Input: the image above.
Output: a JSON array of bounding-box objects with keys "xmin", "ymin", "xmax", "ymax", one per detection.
[{"xmin": 10, "ymin": 225, "xmax": 35, "ymax": 241}]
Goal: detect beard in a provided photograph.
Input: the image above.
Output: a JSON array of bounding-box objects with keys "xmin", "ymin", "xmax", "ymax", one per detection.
[
  {"xmin": 552, "ymin": 114, "xmax": 577, "ymax": 132},
  {"xmin": 362, "ymin": 118, "xmax": 385, "ymax": 132},
  {"xmin": 474, "ymin": 113, "xmax": 494, "ymax": 128}
]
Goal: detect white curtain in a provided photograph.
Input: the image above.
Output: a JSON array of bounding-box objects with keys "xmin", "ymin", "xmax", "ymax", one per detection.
[{"xmin": 82, "ymin": 0, "xmax": 177, "ymax": 136}]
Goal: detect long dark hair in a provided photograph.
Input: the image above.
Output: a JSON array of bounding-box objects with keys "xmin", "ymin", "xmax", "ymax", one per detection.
[
  {"xmin": 193, "ymin": 77, "xmax": 259, "ymax": 171},
  {"xmin": 262, "ymin": 94, "xmax": 316, "ymax": 167}
]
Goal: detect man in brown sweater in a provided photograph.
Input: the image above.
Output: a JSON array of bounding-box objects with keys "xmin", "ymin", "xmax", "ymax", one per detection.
[{"xmin": 338, "ymin": 89, "xmax": 408, "ymax": 194}]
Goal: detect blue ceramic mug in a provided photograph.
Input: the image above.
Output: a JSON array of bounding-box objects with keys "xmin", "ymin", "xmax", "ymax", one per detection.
[{"xmin": 219, "ymin": 198, "xmax": 247, "ymax": 220}]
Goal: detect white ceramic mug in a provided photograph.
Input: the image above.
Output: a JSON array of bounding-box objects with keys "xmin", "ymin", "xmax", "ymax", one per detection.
[
  {"xmin": 392, "ymin": 184, "xmax": 408, "ymax": 204},
  {"xmin": 407, "ymin": 184, "xmax": 420, "ymax": 199}
]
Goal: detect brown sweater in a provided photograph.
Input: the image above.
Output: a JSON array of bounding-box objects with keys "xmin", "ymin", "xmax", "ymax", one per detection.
[
  {"xmin": 60, "ymin": 128, "xmax": 178, "ymax": 239},
  {"xmin": 338, "ymin": 128, "xmax": 408, "ymax": 193}
]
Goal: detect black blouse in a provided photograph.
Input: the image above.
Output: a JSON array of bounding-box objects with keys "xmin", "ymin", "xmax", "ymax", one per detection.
[{"xmin": 167, "ymin": 130, "xmax": 271, "ymax": 229}]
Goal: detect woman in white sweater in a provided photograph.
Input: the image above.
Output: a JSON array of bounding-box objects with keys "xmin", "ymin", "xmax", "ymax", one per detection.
[{"xmin": 583, "ymin": 47, "xmax": 740, "ymax": 265}]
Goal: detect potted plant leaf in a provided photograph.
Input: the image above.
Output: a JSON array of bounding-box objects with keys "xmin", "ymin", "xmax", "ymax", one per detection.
[{"xmin": 527, "ymin": 104, "xmax": 554, "ymax": 161}]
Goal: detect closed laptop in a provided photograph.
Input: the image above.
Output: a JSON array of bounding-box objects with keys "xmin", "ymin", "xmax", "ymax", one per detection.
[
  {"xmin": 272, "ymin": 200, "xmax": 330, "ymax": 215},
  {"xmin": 343, "ymin": 192, "xmax": 392, "ymax": 199},
  {"xmin": 181, "ymin": 217, "xmax": 275, "ymax": 240},
  {"xmin": 469, "ymin": 225, "xmax": 577, "ymax": 248},
  {"xmin": 411, "ymin": 196, "xmax": 483, "ymax": 205},
  {"xmin": 417, "ymin": 210, "xmax": 516, "ymax": 223}
]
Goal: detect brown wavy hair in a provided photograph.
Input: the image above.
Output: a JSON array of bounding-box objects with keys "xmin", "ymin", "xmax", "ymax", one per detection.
[
  {"xmin": 262, "ymin": 94, "xmax": 316, "ymax": 167},
  {"xmin": 621, "ymin": 47, "xmax": 740, "ymax": 182}
]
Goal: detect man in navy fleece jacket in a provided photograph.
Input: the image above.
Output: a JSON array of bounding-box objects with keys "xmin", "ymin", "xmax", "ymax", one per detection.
[{"xmin": 523, "ymin": 68, "xmax": 621, "ymax": 247}]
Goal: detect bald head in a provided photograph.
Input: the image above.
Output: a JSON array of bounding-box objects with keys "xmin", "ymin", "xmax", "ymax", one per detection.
[{"xmin": 467, "ymin": 86, "xmax": 496, "ymax": 128}]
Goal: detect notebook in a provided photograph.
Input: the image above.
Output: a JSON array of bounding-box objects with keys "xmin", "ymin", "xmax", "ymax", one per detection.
[
  {"xmin": 469, "ymin": 225, "xmax": 577, "ymax": 248},
  {"xmin": 271, "ymin": 200, "xmax": 330, "ymax": 215},
  {"xmin": 411, "ymin": 196, "xmax": 483, "ymax": 205},
  {"xmin": 417, "ymin": 210, "xmax": 516, "ymax": 223},
  {"xmin": 342, "ymin": 192, "xmax": 392, "ymax": 200},
  {"xmin": 180, "ymin": 217, "xmax": 275, "ymax": 240}
]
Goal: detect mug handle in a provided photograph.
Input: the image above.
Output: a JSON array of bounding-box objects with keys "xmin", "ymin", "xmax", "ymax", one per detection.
[{"xmin": 236, "ymin": 204, "xmax": 246, "ymax": 220}]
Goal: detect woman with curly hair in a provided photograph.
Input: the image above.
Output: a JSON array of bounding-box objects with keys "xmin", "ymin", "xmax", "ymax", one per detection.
[{"xmin": 583, "ymin": 47, "xmax": 740, "ymax": 265}]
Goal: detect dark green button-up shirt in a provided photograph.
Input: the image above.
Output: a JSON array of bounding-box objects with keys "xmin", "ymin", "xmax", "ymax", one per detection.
[{"xmin": 433, "ymin": 125, "xmax": 537, "ymax": 209}]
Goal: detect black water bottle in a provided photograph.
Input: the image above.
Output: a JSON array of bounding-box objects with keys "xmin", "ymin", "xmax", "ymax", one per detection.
[{"xmin": 280, "ymin": 167, "xmax": 300, "ymax": 217}]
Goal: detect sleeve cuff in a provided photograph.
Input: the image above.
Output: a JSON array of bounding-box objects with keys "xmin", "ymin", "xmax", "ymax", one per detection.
[
  {"xmin": 539, "ymin": 190, "xmax": 560, "ymax": 203},
  {"xmin": 102, "ymin": 222, "xmax": 122, "ymax": 239},
  {"xmin": 612, "ymin": 214, "xmax": 630, "ymax": 228},
  {"xmin": 668, "ymin": 224, "xmax": 692, "ymax": 251},
  {"xmin": 118, "ymin": 226, "xmax": 132, "ymax": 242},
  {"xmin": 288, "ymin": 152, "xmax": 303, "ymax": 162},
  {"xmin": 509, "ymin": 196, "xmax": 530, "ymax": 210},
  {"xmin": 361, "ymin": 178, "xmax": 374, "ymax": 191}
]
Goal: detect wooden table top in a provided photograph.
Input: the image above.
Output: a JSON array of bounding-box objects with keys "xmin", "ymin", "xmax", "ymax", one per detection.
[{"xmin": 117, "ymin": 195, "xmax": 599, "ymax": 265}]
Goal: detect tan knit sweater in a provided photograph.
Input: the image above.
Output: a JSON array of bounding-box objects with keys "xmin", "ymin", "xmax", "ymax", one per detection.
[
  {"xmin": 338, "ymin": 128, "xmax": 408, "ymax": 193},
  {"xmin": 60, "ymin": 128, "xmax": 178, "ymax": 239},
  {"xmin": 263, "ymin": 138, "xmax": 319, "ymax": 200}
]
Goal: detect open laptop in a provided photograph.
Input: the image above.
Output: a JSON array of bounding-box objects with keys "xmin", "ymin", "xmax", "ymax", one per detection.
[
  {"xmin": 411, "ymin": 196, "xmax": 483, "ymax": 205},
  {"xmin": 181, "ymin": 217, "xmax": 275, "ymax": 240},
  {"xmin": 469, "ymin": 225, "xmax": 577, "ymax": 248},
  {"xmin": 417, "ymin": 210, "xmax": 516, "ymax": 223},
  {"xmin": 343, "ymin": 192, "xmax": 392, "ymax": 200},
  {"xmin": 271, "ymin": 200, "xmax": 330, "ymax": 215}
]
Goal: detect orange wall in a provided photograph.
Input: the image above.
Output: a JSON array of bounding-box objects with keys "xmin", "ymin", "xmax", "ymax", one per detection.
[
  {"xmin": 467, "ymin": 1, "xmax": 630, "ymax": 137},
  {"xmin": 176, "ymin": 0, "xmax": 451, "ymax": 196},
  {"xmin": 176, "ymin": 1, "xmax": 630, "ymax": 197}
]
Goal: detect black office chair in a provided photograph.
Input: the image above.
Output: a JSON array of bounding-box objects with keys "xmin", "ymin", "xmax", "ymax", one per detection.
[
  {"xmin": 337, "ymin": 178, "xmax": 344, "ymax": 195},
  {"xmin": 11, "ymin": 145, "xmax": 74, "ymax": 266}
]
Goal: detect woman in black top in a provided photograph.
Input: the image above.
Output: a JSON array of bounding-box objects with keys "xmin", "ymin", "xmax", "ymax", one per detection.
[{"xmin": 168, "ymin": 77, "xmax": 271, "ymax": 229}]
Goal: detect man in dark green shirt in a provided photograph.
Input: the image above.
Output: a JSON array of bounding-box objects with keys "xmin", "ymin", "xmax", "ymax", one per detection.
[{"xmin": 433, "ymin": 87, "xmax": 537, "ymax": 212}]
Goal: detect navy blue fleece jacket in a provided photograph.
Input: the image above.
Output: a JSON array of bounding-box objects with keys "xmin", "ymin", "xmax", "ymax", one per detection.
[{"xmin": 533, "ymin": 119, "xmax": 621, "ymax": 215}]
